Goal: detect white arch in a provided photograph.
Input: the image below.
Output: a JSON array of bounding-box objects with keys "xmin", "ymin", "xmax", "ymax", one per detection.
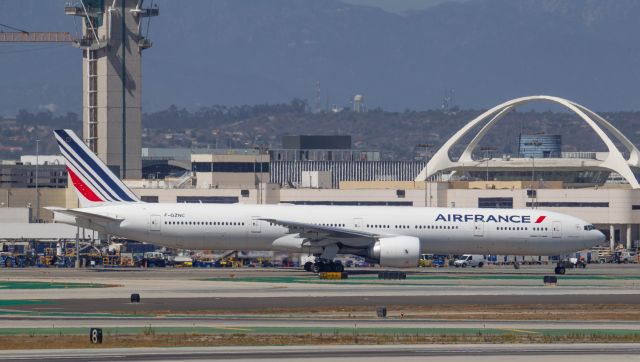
[{"xmin": 416, "ymin": 95, "xmax": 640, "ymax": 189}]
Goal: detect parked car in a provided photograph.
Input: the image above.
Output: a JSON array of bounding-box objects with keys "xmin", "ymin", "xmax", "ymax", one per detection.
[{"xmin": 615, "ymin": 251, "xmax": 637, "ymax": 264}]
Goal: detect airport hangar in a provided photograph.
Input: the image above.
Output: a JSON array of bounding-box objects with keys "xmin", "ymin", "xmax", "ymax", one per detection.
[{"xmin": 2, "ymin": 96, "xmax": 640, "ymax": 252}]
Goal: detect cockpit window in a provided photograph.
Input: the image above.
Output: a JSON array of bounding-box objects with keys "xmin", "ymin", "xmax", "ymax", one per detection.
[{"xmin": 584, "ymin": 225, "xmax": 596, "ymax": 231}]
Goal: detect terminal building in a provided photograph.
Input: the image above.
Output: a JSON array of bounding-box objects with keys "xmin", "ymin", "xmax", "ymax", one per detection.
[{"xmin": 1, "ymin": 96, "xmax": 640, "ymax": 252}]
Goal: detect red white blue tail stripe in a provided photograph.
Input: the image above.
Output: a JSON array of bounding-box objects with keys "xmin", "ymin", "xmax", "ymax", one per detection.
[{"xmin": 54, "ymin": 129, "xmax": 140, "ymax": 204}]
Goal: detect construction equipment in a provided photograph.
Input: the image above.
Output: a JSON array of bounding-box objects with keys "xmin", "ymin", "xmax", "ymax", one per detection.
[{"xmin": 0, "ymin": 23, "xmax": 76, "ymax": 44}]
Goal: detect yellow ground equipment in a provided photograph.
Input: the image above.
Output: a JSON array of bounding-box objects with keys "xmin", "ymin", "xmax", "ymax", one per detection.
[{"xmin": 318, "ymin": 272, "xmax": 349, "ymax": 280}]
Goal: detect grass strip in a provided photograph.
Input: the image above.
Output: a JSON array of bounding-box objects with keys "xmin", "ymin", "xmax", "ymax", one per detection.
[{"xmin": 0, "ymin": 281, "xmax": 109, "ymax": 290}]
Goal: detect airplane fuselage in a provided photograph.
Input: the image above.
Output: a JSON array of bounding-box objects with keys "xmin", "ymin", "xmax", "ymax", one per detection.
[{"xmin": 66, "ymin": 203, "xmax": 604, "ymax": 256}]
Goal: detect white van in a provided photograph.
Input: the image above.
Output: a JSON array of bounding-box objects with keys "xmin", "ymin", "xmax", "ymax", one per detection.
[{"xmin": 454, "ymin": 254, "xmax": 485, "ymax": 268}]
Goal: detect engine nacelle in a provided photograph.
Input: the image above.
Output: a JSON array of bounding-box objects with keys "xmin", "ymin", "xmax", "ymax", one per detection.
[{"xmin": 369, "ymin": 236, "xmax": 421, "ymax": 268}]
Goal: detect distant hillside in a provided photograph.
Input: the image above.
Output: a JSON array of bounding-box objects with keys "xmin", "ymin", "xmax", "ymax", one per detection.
[
  {"xmin": 1, "ymin": 0, "xmax": 640, "ymax": 114},
  {"xmin": 3, "ymin": 104, "xmax": 638, "ymax": 161},
  {"xmin": 139, "ymin": 106, "xmax": 640, "ymax": 161}
]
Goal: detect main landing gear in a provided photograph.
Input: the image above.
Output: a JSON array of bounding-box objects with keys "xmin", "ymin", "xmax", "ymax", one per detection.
[{"xmin": 304, "ymin": 259, "xmax": 344, "ymax": 273}]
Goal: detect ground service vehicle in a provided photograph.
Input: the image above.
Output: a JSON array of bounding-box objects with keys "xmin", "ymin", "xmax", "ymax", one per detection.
[{"xmin": 454, "ymin": 254, "xmax": 485, "ymax": 268}]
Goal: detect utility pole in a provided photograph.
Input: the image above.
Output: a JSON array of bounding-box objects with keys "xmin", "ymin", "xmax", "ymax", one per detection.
[
  {"xmin": 314, "ymin": 81, "xmax": 321, "ymax": 113},
  {"xmin": 75, "ymin": 228, "xmax": 80, "ymax": 268},
  {"xmin": 35, "ymin": 138, "xmax": 39, "ymax": 223}
]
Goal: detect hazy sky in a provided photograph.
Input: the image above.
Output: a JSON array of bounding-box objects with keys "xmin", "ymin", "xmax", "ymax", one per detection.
[{"xmin": 342, "ymin": 0, "xmax": 467, "ymax": 13}]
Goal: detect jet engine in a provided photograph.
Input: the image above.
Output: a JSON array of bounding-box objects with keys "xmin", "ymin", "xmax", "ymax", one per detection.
[{"xmin": 369, "ymin": 235, "xmax": 421, "ymax": 268}]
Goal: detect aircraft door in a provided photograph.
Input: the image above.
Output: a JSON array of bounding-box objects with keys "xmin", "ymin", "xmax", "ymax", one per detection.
[
  {"xmin": 552, "ymin": 221, "xmax": 562, "ymax": 238},
  {"xmin": 473, "ymin": 222, "xmax": 484, "ymax": 237},
  {"xmin": 353, "ymin": 217, "xmax": 364, "ymax": 230},
  {"xmin": 150, "ymin": 214, "xmax": 161, "ymax": 232},
  {"xmin": 250, "ymin": 216, "xmax": 261, "ymax": 233}
]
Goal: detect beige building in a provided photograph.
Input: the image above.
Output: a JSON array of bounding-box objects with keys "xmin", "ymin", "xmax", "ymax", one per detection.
[{"xmin": 191, "ymin": 153, "xmax": 270, "ymax": 189}]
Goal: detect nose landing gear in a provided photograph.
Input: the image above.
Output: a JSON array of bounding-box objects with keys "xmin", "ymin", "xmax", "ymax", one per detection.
[{"xmin": 554, "ymin": 258, "xmax": 586, "ymax": 275}]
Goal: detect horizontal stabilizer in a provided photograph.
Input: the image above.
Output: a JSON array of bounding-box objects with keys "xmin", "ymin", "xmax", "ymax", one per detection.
[{"xmin": 45, "ymin": 207, "xmax": 122, "ymax": 223}]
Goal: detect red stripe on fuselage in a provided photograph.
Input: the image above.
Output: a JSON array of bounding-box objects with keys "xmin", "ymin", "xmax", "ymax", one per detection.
[
  {"xmin": 535, "ymin": 216, "xmax": 546, "ymax": 223},
  {"xmin": 66, "ymin": 166, "xmax": 103, "ymax": 202}
]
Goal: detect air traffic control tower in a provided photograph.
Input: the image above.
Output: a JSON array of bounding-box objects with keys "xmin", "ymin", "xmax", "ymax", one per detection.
[{"xmin": 65, "ymin": 0, "xmax": 158, "ymax": 179}]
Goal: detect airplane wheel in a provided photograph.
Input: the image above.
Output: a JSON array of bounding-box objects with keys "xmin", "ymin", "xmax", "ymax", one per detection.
[
  {"xmin": 304, "ymin": 261, "xmax": 313, "ymax": 272},
  {"xmin": 312, "ymin": 263, "xmax": 323, "ymax": 274},
  {"xmin": 334, "ymin": 263, "xmax": 344, "ymax": 272}
]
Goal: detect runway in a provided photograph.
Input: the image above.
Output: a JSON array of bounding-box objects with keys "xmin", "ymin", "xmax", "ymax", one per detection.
[
  {"xmin": 2, "ymin": 265, "xmax": 640, "ymax": 302},
  {"xmin": 2, "ymin": 344, "xmax": 640, "ymax": 361},
  {"xmin": 1, "ymin": 265, "xmax": 639, "ymax": 351}
]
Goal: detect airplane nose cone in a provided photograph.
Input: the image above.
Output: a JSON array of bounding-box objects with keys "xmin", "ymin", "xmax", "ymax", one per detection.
[{"xmin": 594, "ymin": 230, "xmax": 606, "ymax": 246}]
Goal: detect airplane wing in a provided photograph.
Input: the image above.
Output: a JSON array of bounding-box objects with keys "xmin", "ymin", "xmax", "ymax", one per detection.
[{"xmin": 258, "ymin": 218, "xmax": 379, "ymax": 248}]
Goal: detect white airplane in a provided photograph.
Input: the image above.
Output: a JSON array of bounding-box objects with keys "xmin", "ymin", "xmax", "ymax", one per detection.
[{"xmin": 49, "ymin": 129, "xmax": 605, "ymax": 275}]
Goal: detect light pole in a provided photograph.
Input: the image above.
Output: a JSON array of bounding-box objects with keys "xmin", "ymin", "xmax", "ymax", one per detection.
[
  {"xmin": 530, "ymin": 156, "xmax": 535, "ymax": 208},
  {"xmin": 528, "ymin": 139, "xmax": 542, "ymax": 209},
  {"xmin": 480, "ymin": 146, "xmax": 496, "ymax": 182},
  {"xmin": 253, "ymin": 145, "xmax": 269, "ymax": 204},
  {"xmin": 416, "ymin": 144, "xmax": 434, "ymax": 207},
  {"xmin": 35, "ymin": 138, "xmax": 39, "ymax": 223}
]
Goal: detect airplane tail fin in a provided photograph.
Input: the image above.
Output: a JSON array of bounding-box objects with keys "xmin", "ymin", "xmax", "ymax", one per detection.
[{"xmin": 53, "ymin": 129, "xmax": 141, "ymax": 207}]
